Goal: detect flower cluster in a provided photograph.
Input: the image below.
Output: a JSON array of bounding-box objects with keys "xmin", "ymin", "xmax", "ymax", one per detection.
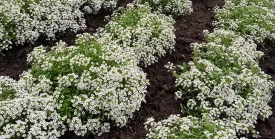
[
  {"xmin": 0, "ymin": 0, "xmax": 85, "ymax": 51},
  {"xmin": 146, "ymin": 0, "xmax": 274, "ymax": 138},
  {"xmin": 0, "ymin": 0, "xmax": 119, "ymax": 52},
  {"xmin": 214, "ymin": 0, "xmax": 275, "ymax": 43},
  {"xmin": 148, "ymin": 30, "xmax": 274, "ymax": 139},
  {"xmin": 145, "ymin": 115, "xmax": 237, "ymax": 139},
  {"xmin": 173, "ymin": 30, "xmax": 274, "ymax": 137},
  {"xmin": 0, "ymin": 74, "xmax": 66, "ymax": 139},
  {"xmin": 84, "ymin": 0, "xmax": 118, "ymax": 14},
  {"xmin": 27, "ymin": 33, "xmax": 149, "ymax": 136},
  {"xmin": 228, "ymin": 0, "xmax": 275, "ymax": 8},
  {"xmin": 102, "ymin": 3, "xmax": 176, "ymax": 66},
  {"xmin": 136, "ymin": 0, "xmax": 193, "ymax": 16},
  {"xmin": 0, "ymin": 33, "xmax": 149, "ymax": 138}
]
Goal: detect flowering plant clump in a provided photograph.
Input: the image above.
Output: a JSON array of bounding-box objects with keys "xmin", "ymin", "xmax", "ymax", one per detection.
[
  {"xmin": 0, "ymin": 0, "xmax": 86, "ymax": 51},
  {"xmin": 0, "ymin": 0, "xmax": 119, "ymax": 52},
  {"xmin": 27, "ymin": 33, "xmax": 149, "ymax": 136},
  {"xmin": 170, "ymin": 30, "xmax": 274, "ymax": 137},
  {"xmin": 145, "ymin": 0, "xmax": 274, "ymax": 138},
  {"xmin": 0, "ymin": 74, "xmax": 67, "ymax": 139},
  {"xmin": 136, "ymin": 0, "xmax": 193, "ymax": 16},
  {"xmin": 102, "ymin": 3, "xmax": 176, "ymax": 66},
  {"xmin": 145, "ymin": 115, "xmax": 237, "ymax": 139},
  {"xmin": 83, "ymin": 0, "xmax": 118, "ymax": 14},
  {"xmin": 214, "ymin": 0, "xmax": 275, "ymax": 43},
  {"xmin": 228, "ymin": 0, "xmax": 275, "ymax": 9}
]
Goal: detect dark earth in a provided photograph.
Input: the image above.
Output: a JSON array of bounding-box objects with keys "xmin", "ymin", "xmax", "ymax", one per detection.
[{"xmin": 0, "ymin": 0, "xmax": 274, "ymax": 139}]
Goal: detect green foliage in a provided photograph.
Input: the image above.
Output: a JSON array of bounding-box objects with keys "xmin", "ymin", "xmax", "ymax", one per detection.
[
  {"xmin": 137, "ymin": 0, "xmax": 193, "ymax": 16},
  {"xmin": 145, "ymin": 115, "xmax": 236, "ymax": 139},
  {"xmin": 229, "ymin": 0, "xmax": 275, "ymax": 9},
  {"xmin": 103, "ymin": 3, "xmax": 176, "ymax": 66},
  {"xmin": 170, "ymin": 30, "xmax": 274, "ymax": 137},
  {"xmin": 215, "ymin": 0, "xmax": 275, "ymax": 43}
]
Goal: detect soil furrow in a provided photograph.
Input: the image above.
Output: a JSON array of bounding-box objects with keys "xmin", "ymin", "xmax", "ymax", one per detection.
[{"xmin": 250, "ymin": 42, "xmax": 275, "ymax": 139}]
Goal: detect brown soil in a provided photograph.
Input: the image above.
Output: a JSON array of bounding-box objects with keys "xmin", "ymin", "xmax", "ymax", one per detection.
[
  {"xmin": 248, "ymin": 41, "xmax": 275, "ymax": 139},
  {"xmin": 1, "ymin": 0, "xmax": 275, "ymax": 139}
]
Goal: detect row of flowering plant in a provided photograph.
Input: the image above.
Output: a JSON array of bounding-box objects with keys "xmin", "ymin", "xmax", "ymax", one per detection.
[
  {"xmin": 0, "ymin": 0, "xmax": 118, "ymax": 52},
  {"xmin": 0, "ymin": 33, "xmax": 149, "ymax": 138},
  {"xmin": 135, "ymin": 0, "xmax": 193, "ymax": 16},
  {"xmin": 0, "ymin": 2, "xmax": 181, "ymax": 138},
  {"xmin": 84, "ymin": 0, "xmax": 118, "ymax": 14},
  {"xmin": 0, "ymin": 74, "xmax": 67, "ymax": 139},
  {"xmin": 214, "ymin": 0, "xmax": 275, "ymax": 44},
  {"xmin": 177, "ymin": 30, "xmax": 273, "ymax": 137},
  {"xmin": 146, "ymin": 30, "xmax": 274, "ymax": 138},
  {"xmin": 145, "ymin": 0, "xmax": 275, "ymax": 138},
  {"xmin": 27, "ymin": 32, "xmax": 149, "ymax": 137},
  {"xmin": 100, "ymin": 3, "xmax": 176, "ymax": 67},
  {"xmin": 145, "ymin": 115, "xmax": 237, "ymax": 139}
]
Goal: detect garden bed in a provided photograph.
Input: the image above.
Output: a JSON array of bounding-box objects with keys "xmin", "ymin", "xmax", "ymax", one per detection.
[{"xmin": 0, "ymin": 0, "xmax": 274, "ymax": 139}]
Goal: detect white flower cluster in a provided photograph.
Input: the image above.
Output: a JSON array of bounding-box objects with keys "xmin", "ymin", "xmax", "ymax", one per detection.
[
  {"xmin": 84, "ymin": 0, "xmax": 118, "ymax": 14},
  {"xmin": 227, "ymin": 0, "xmax": 275, "ymax": 8},
  {"xmin": 214, "ymin": 0, "xmax": 275, "ymax": 43},
  {"xmin": 145, "ymin": 115, "xmax": 237, "ymax": 139},
  {"xmin": 146, "ymin": 0, "xmax": 274, "ymax": 138},
  {"xmin": 172, "ymin": 30, "xmax": 273, "ymax": 138},
  {"xmin": 26, "ymin": 33, "xmax": 149, "ymax": 136},
  {"xmin": 136, "ymin": 0, "xmax": 193, "ymax": 16},
  {"xmin": 102, "ymin": 3, "xmax": 176, "ymax": 66},
  {"xmin": 0, "ymin": 33, "xmax": 149, "ymax": 138},
  {"xmin": 0, "ymin": 0, "xmax": 119, "ymax": 51},
  {"xmin": 0, "ymin": 74, "xmax": 66, "ymax": 139},
  {"xmin": 0, "ymin": 0, "xmax": 86, "ymax": 51}
]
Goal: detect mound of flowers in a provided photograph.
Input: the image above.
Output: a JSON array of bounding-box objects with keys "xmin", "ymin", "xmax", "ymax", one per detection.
[
  {"xmin": 84, "ymin": 0, "xmax": 118, "ymax": 14},
  {"xmin": 214, "ymin": 0, "xmax": 275, "ymax": 43},
  {"xmin": 145, "ymin": 115, "xmax": 237, "ymax": 139},
  {"xmin": 146, "ymin": 29, "xmax": 274, "ymax": 138},
  {"xmin": 136, "ymin": 0, "xmax": 193, "ymax": 16},
  {"xmin": 0, "ymin": 33, "xmax": 149, "ymax": 138},
  {"xmin": 27, "ymin": 33, "xmax": 149, "ymax": 136},
  {"xmin": 0, "ymin": 0, "xmax": 118, "ymax": 52},
  {"xmin": 101, "ymin": 3, "xmax": 176, "ymax": 66},
  {"xmin": 0, "ymin": 74, "xmax": 67, "ymax": 138},
  {"xmin": 145, "ymin": 0, "xmax": 274, "ymax": 138}
]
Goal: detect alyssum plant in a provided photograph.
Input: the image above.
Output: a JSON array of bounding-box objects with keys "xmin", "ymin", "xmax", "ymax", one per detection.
[
  {"xmin": 0, "ymin": 32, "xmax": 149, "ymax": 138},
  {"xmin": 27, "ymin": 33, "xmax": 149, "ymax": 137},
  {"xmin": 145, "ymin": 114, "xmax": 237, "ymax": 139},
  {"xmin": 83, "ymin": 0, "xmax": 118, "ymax": 14},
  {"xmin": 0, "ymin": 74, "xmax": 67, "ymax": 138},
  {"xmin": 145, "ymin": 30, "xmax": 274, "ymax": 138},
  {"xmin": 101, "ymin": 3, "xmax": 176, "ymax": 66},
  {"xmin": 214, "ymin": 0, "xmax": 275, "ymax": 44},
  {"xmin": 136, "ymin": 0, "xmax": 193, "ymax": 16},
  {"xmin": 0, "ymin": 0, "xmax": 118, "ymax": 52}
]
